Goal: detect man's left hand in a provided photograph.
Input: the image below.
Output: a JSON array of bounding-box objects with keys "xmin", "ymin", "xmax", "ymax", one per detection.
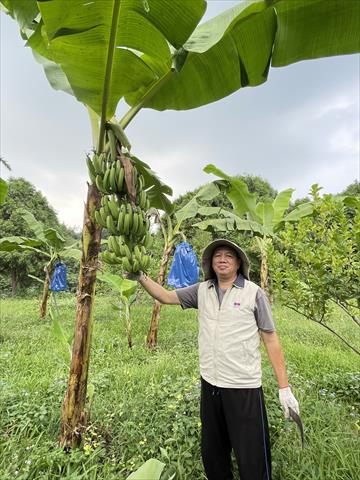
[{"xmin": 279, "ymin": 386, "xmax": 300, "ymax": 420}]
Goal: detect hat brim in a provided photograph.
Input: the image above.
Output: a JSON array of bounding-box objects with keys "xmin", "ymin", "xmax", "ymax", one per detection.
[{"xmin": 201, "ymin": 239, "xmax": 250, "ymax": 281}]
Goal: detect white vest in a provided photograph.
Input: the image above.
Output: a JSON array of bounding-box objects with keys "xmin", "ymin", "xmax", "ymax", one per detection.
[{"xmin": 198, "ymin": 280, "xmax": 262, "ymax": 388}]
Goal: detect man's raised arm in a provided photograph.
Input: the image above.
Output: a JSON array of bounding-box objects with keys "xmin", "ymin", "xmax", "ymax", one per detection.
[{"xmin": 138, "ymin": 273, "xmax": 181, "ymax": 305}]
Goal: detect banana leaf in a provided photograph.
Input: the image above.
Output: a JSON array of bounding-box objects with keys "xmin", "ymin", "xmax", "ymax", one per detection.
[
  {"xmin": 131, "ymin": 155, "xmax": 173, "ymax": 213},
  {"xmin": 0, "ymin": 236, "xmax": 46, "ymax": 252},
  {"xmin": 126, "ymin": 458, "xmax": 165, "ymax": 480},
  {"xmin": 2, "ymin": 0, "xmax": 358, "ymax": 116},
  {"xmin": 175, "ymin": 182, "xmax": 220, "ymax": 225},
  {"xmin": 282, "ymin": 202, "xmax": 314, "ymax": 222},
  {"xmin": 43, "ymin": 228, "xmax": 66, "ymax": 251},
  {"xmin": 18, "ymin": 209, "xmax": 46, "ymax": 243},
  {"xmin": 204, "ymin": 164, "xmax": 260, "ymax": 222},
  {"xmin": 97, "ymin": 271, "xmax": 137, "ymax": 299}
]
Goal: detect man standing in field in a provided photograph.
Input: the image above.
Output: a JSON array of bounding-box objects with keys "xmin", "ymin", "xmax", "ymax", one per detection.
[{"xmin": 135, "ymin": 239, "xmax": 299, "ymax": 480}]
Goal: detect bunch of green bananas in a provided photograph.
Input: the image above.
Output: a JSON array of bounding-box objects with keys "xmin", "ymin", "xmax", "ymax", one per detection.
[{"xmin": 87, "ymin": 125, "xmax": 153, "ymax": 273}]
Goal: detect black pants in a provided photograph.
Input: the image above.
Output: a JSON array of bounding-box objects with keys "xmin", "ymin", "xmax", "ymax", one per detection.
[{"xmin": 200, "ymin": 378, "xmax": 272, "ymax": 480}]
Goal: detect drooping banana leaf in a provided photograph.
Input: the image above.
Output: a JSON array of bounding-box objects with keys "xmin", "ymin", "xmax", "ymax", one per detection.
[
  {"xmin": 204, "ymin": 164, "xmax": 260, "ymax": 222},
  {"xmin": 282, "ymin": 202, "xmax": 314, "ymax": 223},
  {"xmin": 175, "ymin": 182, "xmax": 220, "ymax": 225},
  {"xmin": 131, "ymin": 155, "xmax": 173, "ymax": 213},
  {"xmin": 18, "ymin": 209, "xmax": 47, "ymax": 243},
  {"xmin": 0, "ymin": 236, "xmax": 44, "ymax": 252},
  {"xmin": 128, "ymin": 0, "xmax": 360, "ymax": 111},
  {"xmin": 43, "ymin": 228, "xmax": 66, "ymax": 251}
]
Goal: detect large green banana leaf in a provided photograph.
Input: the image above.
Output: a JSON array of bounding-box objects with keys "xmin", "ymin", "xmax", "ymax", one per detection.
[{"xmin": 2, "ymin": 0, "xmax": 359, "ymax": 117}]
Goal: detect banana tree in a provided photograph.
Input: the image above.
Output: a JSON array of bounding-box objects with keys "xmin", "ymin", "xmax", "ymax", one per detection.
[
  {"xmin": 0, "ymin": 209, "xmax": 80, "ymax": 317},
  {"xmin": 195, "ymin": 165, "xmax": 314, "ymax": 292},
  {"xmin": 3, "ymin": 0, "xmax": 359, "ymax": 448},
  {"xmin": 146, "ymin": 182, "xmax": 219, "ymax": 347}
]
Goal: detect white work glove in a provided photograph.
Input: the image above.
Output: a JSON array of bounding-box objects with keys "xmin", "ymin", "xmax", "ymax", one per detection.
[{"xmin": 279, "ymin": 386, "xmax": 300, "ymax": 420}]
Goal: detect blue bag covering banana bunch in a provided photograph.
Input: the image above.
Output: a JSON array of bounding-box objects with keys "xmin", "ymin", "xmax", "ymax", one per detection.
[{"xmin": 86, "ymin": 122, "xmax": 153, "ymax": 273}]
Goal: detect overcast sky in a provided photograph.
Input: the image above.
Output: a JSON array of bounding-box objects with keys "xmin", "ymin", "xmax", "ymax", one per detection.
[{"xmin": 1, "ymin": 0, "xmax": 359, "ymax": 231}]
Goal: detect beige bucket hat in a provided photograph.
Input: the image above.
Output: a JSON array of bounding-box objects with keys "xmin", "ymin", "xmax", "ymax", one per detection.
[{"xmin": 201, "ymin": 239, "xmax": 250, "ymax": 281}]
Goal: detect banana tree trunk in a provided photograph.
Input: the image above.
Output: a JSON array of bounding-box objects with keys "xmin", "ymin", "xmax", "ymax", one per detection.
[
  {"xmin": 260, "ymin": 250, "xmax": 268, "ymax": 292},
  {"xmin": 59, "ymin": 184, "xmax": 102, "ymax": 449},
  {"xmin": 40, "ymin": 262, "xmax": 53, "ymax": 318},
  {"xmin": 146, "ymin": 243, "xmax": 174, "ymax": 348}
]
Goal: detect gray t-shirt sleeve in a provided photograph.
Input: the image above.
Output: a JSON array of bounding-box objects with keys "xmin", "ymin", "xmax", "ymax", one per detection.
[
  {"xmin": 254, "ymin": 288, "xmax": 275, "ymax": 332},
  {"xmin": 175, "ymin": 283, "xmax": 200, "ymax": 309}
]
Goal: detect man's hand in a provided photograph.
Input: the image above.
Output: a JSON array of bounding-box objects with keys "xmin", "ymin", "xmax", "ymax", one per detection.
[
  {"xmin": 279, "ymin": 386, "xmax": 300, "ymax": 420},
  {"xmin": 125, "ymin": 271, "xmax": 143, "ymax": 281}
]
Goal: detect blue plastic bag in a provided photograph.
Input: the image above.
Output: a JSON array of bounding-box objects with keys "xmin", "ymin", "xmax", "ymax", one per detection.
[
  {"xmin": 50, "ymin": 262, "xmax": 67, "ymax": 291},
  {"xmin": 167, "ymin": 242, "xmax": 199, "ymax": 288}
]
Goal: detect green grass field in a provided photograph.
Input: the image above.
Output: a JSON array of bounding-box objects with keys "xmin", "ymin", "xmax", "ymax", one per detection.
[{"xmin": 0, "ymin": 294, "xmax": 359, "ymax": 479}]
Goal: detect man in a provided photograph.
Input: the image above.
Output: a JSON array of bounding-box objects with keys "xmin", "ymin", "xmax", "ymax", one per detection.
[{"xmin": 135, "ymin": 238, "xmax": 299, "ymax": 480}]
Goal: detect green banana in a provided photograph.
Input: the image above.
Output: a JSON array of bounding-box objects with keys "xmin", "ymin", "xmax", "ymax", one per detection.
[
  {"xmin": 124, "ymin": 243, "xmax": 132, "ymax": 260},
  {"xmin": 132, "ymin": 258, "xmax": 139, "ymax": 273},
  {"xmin": 118, "ymin": 239, "xmax": 126, "ymax": 257},
  {"xmin": 99, "ymin": 207, "xmax": 108, "ymax": 226},
  {"xmin": 109, "ymin": 165, "xmax": 117, "ymax": 192},
  {"xmin": 86, "ymin": 155, "xmax": 96, "ymax": 183},
  {"xmin": 116, "ymin": 166, "xmax": 125, "ymax": 193},
  {"xmin": 117, "ymin": 204, "xmax": 126, "ymax": 233},
  {"xmin": 122, "ymin": 256, "xmax": 132, "ymax": 272},
  {"xmin": 108, "ymin": 196, "xmax": 119, "ymax": 219},
  {"xmin": 140, "ymin": 254, "xmax": 150, "ymax": 271},
  {"xmin": 132, "ymin": 211, "xmax": 139, "ymax": 235},
  {"xmin": 93, "ymin": 154, "xmax": 102, "ymax": 174},
  {"xmin": 123, "ymin": 213, "xmax": 131, "ymax": 236},
  {"xmin": 106, "ymin": 215, "xmax": 117, "ymax": 235},
  {"xmin": 111, "ymin": 236, "xmax": 121, "ymax": 257},
  {"xmin": 103, "ymin": 168, "xmax": 111, "ymax": 193},
  {"xmin": 95, "ymin": 175, "xmax": 106, "ymax": 193},
  {"xmin": 134, "ymin": 245, "xmax": 142, "ymax": 262},
  {"xmin": 101, "ymin": 157, "xmax": 108, "ymax": 176},
  {"xmin": 94, "ymin": 210, "xmax": 104, "ymax": 227},
  {"xmin": 107, "ymin": 128, "xmax": 117, "ymax": 162}
]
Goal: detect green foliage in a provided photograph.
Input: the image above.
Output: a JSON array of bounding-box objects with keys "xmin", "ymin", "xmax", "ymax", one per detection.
[{"xmin": 269, "ymin": 194, "xmax": 360, "ymax": 351}]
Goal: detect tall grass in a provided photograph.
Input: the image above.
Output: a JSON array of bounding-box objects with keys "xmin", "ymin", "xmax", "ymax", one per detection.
[{"xmin": 0, "ymin": 294, "xmax": 359, "ymax": 479}]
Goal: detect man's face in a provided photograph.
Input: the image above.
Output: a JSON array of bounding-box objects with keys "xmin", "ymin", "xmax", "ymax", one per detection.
[{"xmin": 212, "ymin": 246, "xmax": 241, "ymax": 279}]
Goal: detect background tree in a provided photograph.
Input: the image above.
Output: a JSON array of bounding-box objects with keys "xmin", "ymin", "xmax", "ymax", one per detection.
[
  {"xmin": 340, "ymin": 180, "xmax": 360, "ymax": 197},
  {"xmin": 0, "ymin": 177, "xmax": 76, "ymax": 296},
  {"xmin": 269, "ymin": 190, "xmax": 360, "ymax": 355}
]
